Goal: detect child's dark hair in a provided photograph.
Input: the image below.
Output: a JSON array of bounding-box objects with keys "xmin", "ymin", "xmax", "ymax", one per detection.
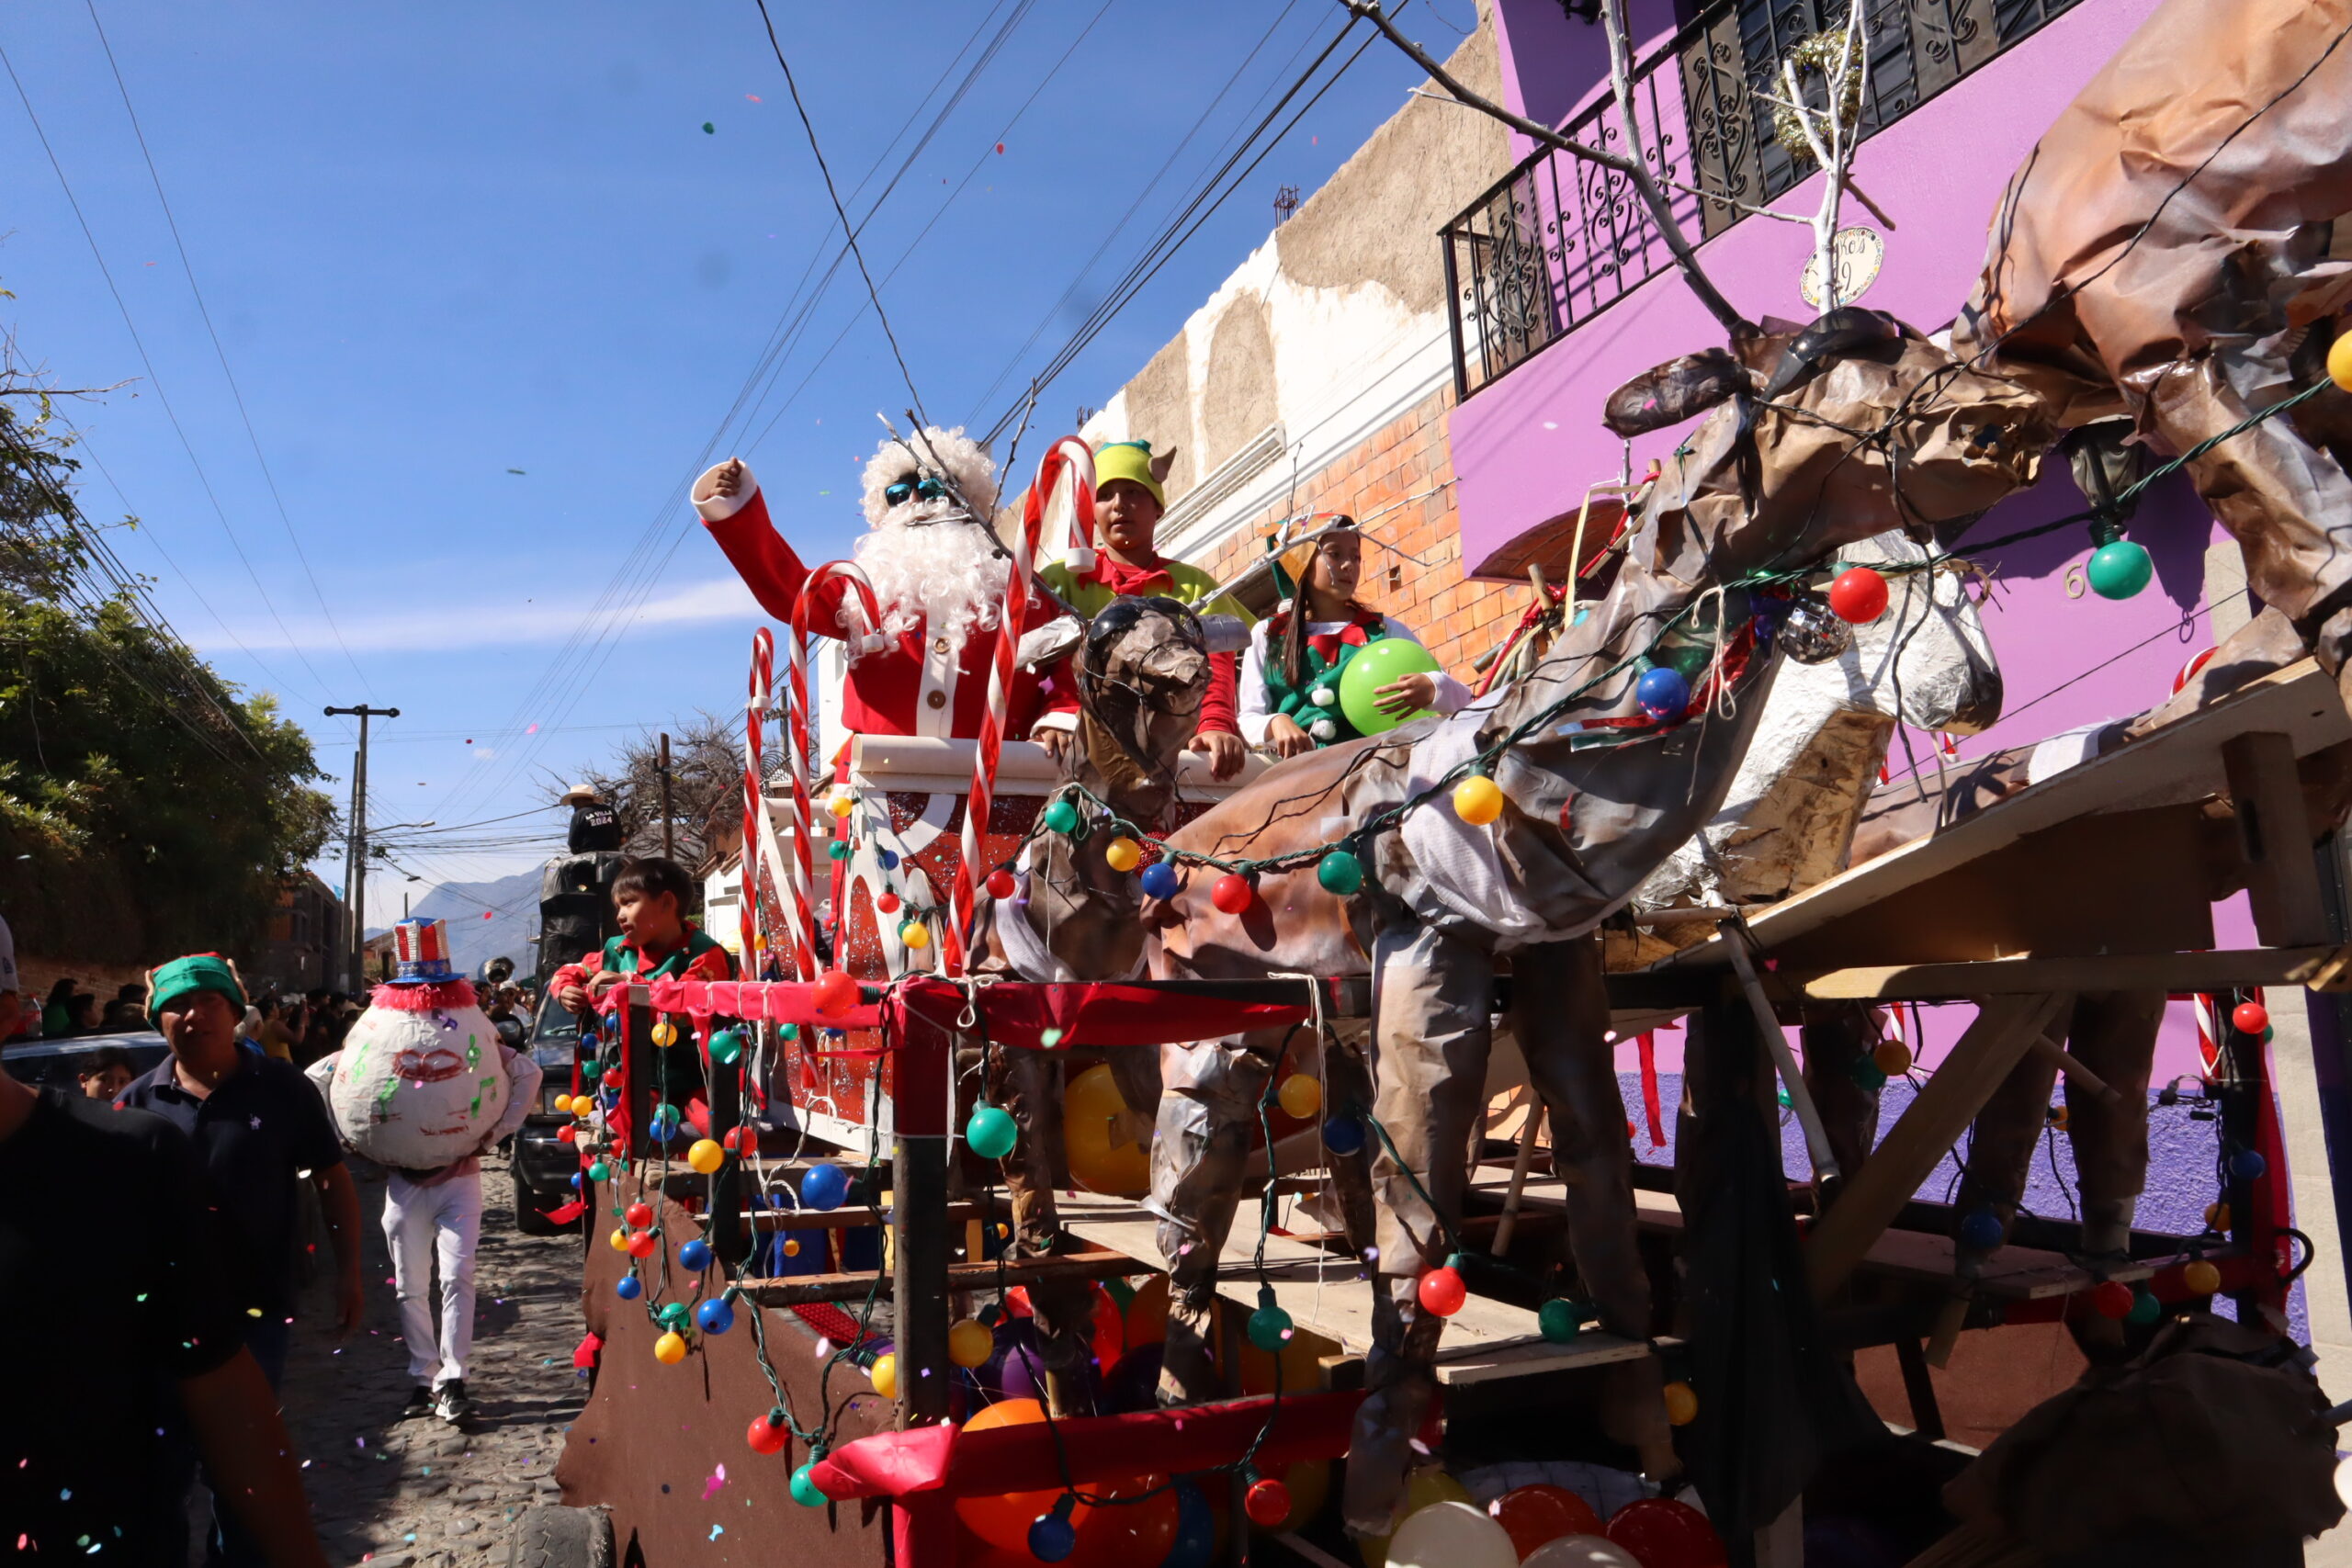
[
  {"xmin": 613, "ymin": 856, "xmax": 695, "ymax": 912},
  {"xmin": 76, "ymin": 1044, "xmax": 135, "ymax": 1080}
]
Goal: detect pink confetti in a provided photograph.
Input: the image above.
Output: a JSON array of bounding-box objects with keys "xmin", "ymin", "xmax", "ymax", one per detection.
[
  {"xmin": 702, "ymin": 1463, "xmax": 729, "ymax": 1500},
  {"xmin": 745, "ymin": 94, "xmax": 762, "ymax": 102},
  {"xmin": 526, "ymin": 723, "xmax": 540, "ymax": 735}
]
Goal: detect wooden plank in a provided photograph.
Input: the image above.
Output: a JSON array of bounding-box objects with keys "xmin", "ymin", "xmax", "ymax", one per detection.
[
  {"xmin": 1805, "ymin": 992, "xmax": 2072, "ymax": 1300},
  {"xmin": 1779, "ymin": 946, "xmax": 2335, "ymax": 1001},
  {"xmin": 1052, "ymin": 1190, "xmax": 1647, "ymax": 1383},
  {"xmin": 2222, "ymin": 730, "xmax": 2330, "ymax": 947},
  {"xmin": 1660, "ymin": 660, "xmax": 2351, "ymax": 973},
  {"xmin": 848, "ymin": 735, "xmax": 1270, "ymax": 800},
  {"xmin": 740, "ymin": 1248, "xmax": 1146, "ymax": 1306}
]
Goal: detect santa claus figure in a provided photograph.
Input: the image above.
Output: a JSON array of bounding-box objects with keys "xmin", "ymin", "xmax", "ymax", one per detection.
[{"xmin": 692, "ymin": 428, "xmax": 1050, "ymax": 745}]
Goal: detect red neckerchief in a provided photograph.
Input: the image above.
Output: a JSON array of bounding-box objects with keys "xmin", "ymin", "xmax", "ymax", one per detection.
[
  {"xmin": 1083, "ymin": 551, "xmax": 1175, "ymax": 597},
  {"xmin": 1267, "ymin": 609, "xmax": 1385, "ymax": 664}
]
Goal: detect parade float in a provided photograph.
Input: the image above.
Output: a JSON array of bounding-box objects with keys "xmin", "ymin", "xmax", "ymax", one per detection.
[{"xmin": 518, "ymin": 1, "xmax": 2352, "ymax": 1562}]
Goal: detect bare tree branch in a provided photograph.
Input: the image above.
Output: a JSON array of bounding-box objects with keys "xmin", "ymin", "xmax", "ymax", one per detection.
[{"xmin": 1345, "ymin": 0, "xmax": 1755, "ymax": 339}]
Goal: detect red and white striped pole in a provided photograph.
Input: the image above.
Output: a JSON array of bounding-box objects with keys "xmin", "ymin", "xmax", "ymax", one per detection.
[
  {"xmin": 788, "ymin": 563, "xmax": 885, "ymax": 981},
  {"xmin": 742, "ymin": 628, "xmax": 775, "ymax": 970},
  {"xmin": 944, "ymin": 436, "xmax": 1093, "ymax": 975}
]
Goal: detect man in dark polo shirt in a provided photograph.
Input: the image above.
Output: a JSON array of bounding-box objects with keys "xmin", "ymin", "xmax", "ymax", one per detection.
[
  {"xmin": 119, "ymin": 953, "xmax": 367, "ymax": 1382},
  {"xmin": 0, "ymin": 919, "xmax": 330, "ymax": 1567}
]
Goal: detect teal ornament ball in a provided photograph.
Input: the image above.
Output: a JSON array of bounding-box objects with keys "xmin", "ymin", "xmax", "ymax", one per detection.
[
  {"xmin": 790, "ymin": 1463, "xmax": 827, "ymax": 1507},
  {"xmin": 2125, "ymin": 1287, "xmax": 2161, "ymax": 1326},
  {"xmin": 1043, "ymin": 798, "xmax": 1080, "ymax": 835},
  {"xmin": 967, "ymin": 1104, "xmax": 1019, "ymax": 1160},
  {"xmin": 1847, "ymin": 1055, "xmax": 1888, "ymax": 1092},
  {"xmin": 709, "ymin": 1030, "xmax": 744, "ymax": 1066},
  {"xmin": 2087, "ymin": 537, "xmax": 2154, "ymax": 600},
  {"xmin": 827, "ymin": 840, "xmax": 851, "ymax": 861},
  {"xmin": 1247, "ymin": 1300, "xmax": 1294, "ymax": 1352},
  {"xmin": 1316, "ymin": 849, "xmax": 1364, "ymax": 896},
  {"xmin": 1538, "ymin": 1299, "xmax": 1583, "ymax": 1343}
]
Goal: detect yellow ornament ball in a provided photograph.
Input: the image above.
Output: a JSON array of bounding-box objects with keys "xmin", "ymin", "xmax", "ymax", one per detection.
[
  {"xmin": 1276, "ymin": 1073, "xmax": 1322, "ymax": 1120},
  {"xmin": 650, "ymin": 1018, "xmax": 678, "ymax": 1047},
  {"xmin": 2205, "ymin": 1201, "xmax": 2232, "ymax": 1233},
  {"xmin": 1664, "ymin": 1381, "xmax": 1700, "ymax": 1426},
  {"xmin": 829, "ymin": 792, "xmax": 856, "ymax": 819},
  {"xmin": 1871, "ymin": 1042, "xmax": 1912, "ymax": 1077},
  {"xmin": 899, "ymin": 920, "xmax": 932, "ymax": 951},
  {"xmin": 654, "ymin": 1330, "xmax": 688, "ymax": 1365},
  {"xmin": 609, "ymin": 1226, "xmax": 631, "ymax": 1254},
  {"xmin": 949, "ymin": 1318, "xmax": 994, "ymax": 1369},
  {"xmin": 783, "ymin": 1239, "xmax": 801, "ymax": 1258},
  {"xmin": 687, "ymin": 1138, "xmax": 726, "ymax": 1175},
  {"xmin": 2331, "ymin": 329, "xmax": 2352, "ymax": 393},
  {"xmin": 552, "ymin": 1093, "xmax": 573, "ymax": 1115},
  {"xmin": 1103, "ymin": 836, "xmax": 1141, "ymax": 873},
  {"xmin": 2183, "ymin": 1258, "xmax": 2223, "ymax": 1295},
  {"xmin": 1452, "ymin": 775, "xmax": 1505, "ymax": 827},
  {"xmin": 871, "ymin": 1353, "xmax": 899, "ymax": 1401}
]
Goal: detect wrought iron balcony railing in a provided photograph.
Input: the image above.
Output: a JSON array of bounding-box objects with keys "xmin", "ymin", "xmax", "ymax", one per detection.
[{"xmin": 1442, "ymin": 0, "xmax": 2086, "ymax": 400}]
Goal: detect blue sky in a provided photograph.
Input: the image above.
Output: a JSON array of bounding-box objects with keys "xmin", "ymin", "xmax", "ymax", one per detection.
[{"xmin": 0, "ymin": 0, "xmax": 1455, "ymax": 915}]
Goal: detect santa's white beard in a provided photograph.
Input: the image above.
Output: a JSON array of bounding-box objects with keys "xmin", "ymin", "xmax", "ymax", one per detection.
[{"xmin": 850, "ymin": 515, "xmax": 1009, "ymax": 654}]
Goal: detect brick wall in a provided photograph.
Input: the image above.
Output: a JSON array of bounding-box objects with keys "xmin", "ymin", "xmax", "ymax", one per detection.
[
  {"xmin": 17, "ymin": 953, "xmax": 150, "ymax": 1010},
  {"xmin": 1192, "ymin": 384, "xmax": 1526, "ymax": 682}
]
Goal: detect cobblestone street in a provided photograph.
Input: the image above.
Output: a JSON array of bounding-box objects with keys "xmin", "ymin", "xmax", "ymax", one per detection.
[{"xmin": 278, "ymin": 1163, "xmax": 588, "ymax": 1566}]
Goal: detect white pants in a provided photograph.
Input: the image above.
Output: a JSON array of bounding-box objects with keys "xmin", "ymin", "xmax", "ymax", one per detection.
[{"xmin": 382, "ymin": 1169, "xmax": 482, "ymax": 1388}]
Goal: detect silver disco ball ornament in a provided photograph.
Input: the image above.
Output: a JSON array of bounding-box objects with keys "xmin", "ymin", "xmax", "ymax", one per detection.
[{"xmin": 1776, "ymin": 593, "xmax": 1855, "ymax": 664}]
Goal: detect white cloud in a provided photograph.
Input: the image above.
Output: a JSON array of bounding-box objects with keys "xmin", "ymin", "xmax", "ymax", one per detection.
[{"xmin": 211, "ymin": 577, "xmax": 764, "ymax": 653}]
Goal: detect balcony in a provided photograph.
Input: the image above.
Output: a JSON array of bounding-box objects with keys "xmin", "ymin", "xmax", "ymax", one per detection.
[{"xmin": 1441, "ymin": 0, "xmax": 2086, "ymax": 398}]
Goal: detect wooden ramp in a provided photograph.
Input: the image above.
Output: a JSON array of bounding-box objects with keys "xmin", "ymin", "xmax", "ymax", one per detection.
[{"xmin": 1053, "ymin": 1190, "xmax": 1652, "ymax": 1386}]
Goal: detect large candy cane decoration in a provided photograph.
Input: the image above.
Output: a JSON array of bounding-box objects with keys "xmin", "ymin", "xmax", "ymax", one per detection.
[
  {"xmin": 945, "ymin": 436, "xmax": 1094, "ymax": 974},
  {"xmin": 742, "ymin": 629, "xmax": 775, "ymax": 968},
  {"xmin": 788, "ymin": 562, "xmax": 886, "ymax": 980}
]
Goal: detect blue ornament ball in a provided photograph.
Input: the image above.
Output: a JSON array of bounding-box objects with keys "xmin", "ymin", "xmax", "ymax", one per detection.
[
  {"xmin": 801, "ymin": 1162, "xmax": 852, "ymax": 1212},
  {"xmin": 696, "ymin": 1297, "xmax": 736, "ymax": 1335},
  {"xmin": 2231, "ymin": 1148, "xmax": 2268, "ymax": 1182},
  {"xmin": 1027, "ymin": 1510, "xmax": 1078, "ymax": 1563},
  {"xmin": 878, "ymin": 849, "xmax": 899, "ymax": 871},
  {"xmin": 570, "ymin": 1172, "xmax": 584, "ymax": 1190},
  {"xmin": 679, "ymin": 1238, "xmax": 712, "ymax": 1271},
  {"xmin": 1321, "ymin": 1116, "xmax": 1366, "ymax": 1156},
  {"xmin": 1635, "ymin": 665, "xmax": 1690, "ymax": 718},
  {"xmin": 1139, "ymin": 862, "xmax": 1181, "ymax": 901},
  {"xmin": 1959, "ymin": 1208, "xmax": 2006, "ymax": 1251},
  {"xmin": 616, "ymin": 1274, "xmax": 642, "ymax": 1300}
]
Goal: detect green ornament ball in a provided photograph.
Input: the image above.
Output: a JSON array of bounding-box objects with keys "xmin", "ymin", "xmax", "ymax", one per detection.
[
  {"xmin": 582, "ymin": 1061, "xmax": 603, "ymax": 1081},
  {"xmin": 1247, "ymin": 1303, "xmax": 1294, "ymax": 1352},
  {"xmin": 2125, "ymin": 1287, "xmax": 2162, "ymax": 1326},
  {"xmin": 2087, "ymin": 538, "xmax": 2154, "ymax": 600},
  {"xmin": 587, "ymin": 1160, "xmax": 611, "ymax": 1183},
  {"xmin": 790, "ymin": 1463, "xmax": 827, "ymax": 1507},
  {"xmin": 1848, "ymin": 1056, "xmax": 1888, "ymax": 1092},
  {"xmin": 1538, "ymin": 1299, "xmax": 1584, "ymax": 1344},
  {"xmin": 1043, "ymin": 798, "xmax": 1080, "ymax": 836},
  {"xmin": 1336, "ymin": 637, "xmax": 1442, "ymax": 737},
  {"xmin": 780, "ymin": 1022, "xmax": 800, "ymax": 1042},
  {"xmin": 967, "ymin": 1104, "xmax": 1019, "ymax": 1160},
  {"xmin": 827, "ymin": 840, "xmax": 852, "ymax": 862},
  {"xmin": 659, "ymin": 1301, "xmax": 690, "ymax": 1329},
  {"xmin": 709, "ymin": 1030, "xmax": 745, "ymax": 1066},
  {"xmin": 1317, "ymin": 849, "xmax": 1364, "ymax": 896}
]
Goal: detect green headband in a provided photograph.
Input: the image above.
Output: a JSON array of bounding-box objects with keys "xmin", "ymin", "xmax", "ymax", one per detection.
[{"xmin": 146, "ymin": 953, "xmax": 248, "ymax": 1024}]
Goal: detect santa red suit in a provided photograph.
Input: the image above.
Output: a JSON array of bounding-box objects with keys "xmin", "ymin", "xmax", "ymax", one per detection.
[{"xmin": 694, "ymin": 462, "xmax": 1048, "ymax": 743}]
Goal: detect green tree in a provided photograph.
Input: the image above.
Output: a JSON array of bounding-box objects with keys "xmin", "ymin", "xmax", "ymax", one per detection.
[{"xmin": 0, "ymin": 378, "xmax": 335, "ymax": 967}]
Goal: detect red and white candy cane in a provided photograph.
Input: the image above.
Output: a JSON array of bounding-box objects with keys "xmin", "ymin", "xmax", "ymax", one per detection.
[
  {"xmin": 787, "ymin": 562, "xmax": 886, "ymax": 980},
  {"xmin": 742, "ymin": 629, "xmax": 775, "ymax": 968},
  {"xmin": 944, "ymin": 436, "xmax": 1094, "ymax": 974}
]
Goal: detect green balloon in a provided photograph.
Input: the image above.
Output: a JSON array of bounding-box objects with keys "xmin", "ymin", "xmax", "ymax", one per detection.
[
  {"xmin": 2087, "ymin": 538, "xmax": 2154, "ymax": 600},
  {"xmin": 1336, "ymin": 638, "xmax": 1443, "ymax": 737},
  {"xmin": 1316, "ymin": 849, "xmax": 1364, "ymax": 896}
]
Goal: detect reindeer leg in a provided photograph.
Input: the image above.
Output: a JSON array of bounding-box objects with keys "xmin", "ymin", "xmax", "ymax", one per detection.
[
  {"xmin": 989, "ymin": 1046, "xmax": 1094, "ymax": 1415},
  {"xmin": 1950, "ymin": 1010, "xmax": 2067, "ymax": 1278},
  {"xmin": 2064, "ymin": 989, "xmax": 2161, "ymax": 1260},
  {"xmin": 1346, "ymin": 924, "xmax": 1491, "ymax": 1535},
  {"xmin": 1150, "ymin": 1032, "xmax": 1281, "ymax": 1405},
  {"xmin": 1512, "ymin": 936, "xmax": 1677, "ymax": 1483},
  {"xmin": 1322, "ymin": 1026, "xmax": 1380, "ymax": 1264},
  {"xmin": 1799, "ymin": 1003, "xmax": 1883, "ymax": 1207}
]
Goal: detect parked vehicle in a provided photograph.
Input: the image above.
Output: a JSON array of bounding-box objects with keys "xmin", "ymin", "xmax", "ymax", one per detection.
[
  {"xmin": 511, "ymin": 993, "xmax": 584, "ymax": 1235},
  {"xmin": 1, "ymin": 1032, "xmax": 171, "ymax": 1090}
]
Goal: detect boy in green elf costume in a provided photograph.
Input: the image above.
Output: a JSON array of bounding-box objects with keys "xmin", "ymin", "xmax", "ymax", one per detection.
[{"xmin": 1034, "ymin": 438, "xmax": 1254, "ymax": 778}]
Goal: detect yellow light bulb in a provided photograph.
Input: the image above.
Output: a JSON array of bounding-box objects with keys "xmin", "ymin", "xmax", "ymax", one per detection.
[
  {"xmin": 654, "ymin": 1331, "xmax": 688, "ymax": 1365},
  {"xmin": 1453, "ymin": 775, "xmax": 1505, "ymax": 827},
  {"xmin": 1103, "ymin": 837, "xmax": 1141, "ymax": 873}
]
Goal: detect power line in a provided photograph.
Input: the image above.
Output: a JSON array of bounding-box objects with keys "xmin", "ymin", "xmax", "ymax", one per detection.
[
  {"xmin": 78, "ymin": 0, "xmax": 375, "ymax": 700},
  {"xmin": 0, "ymin": 37, "xmax": 338, "ymax": 705}
]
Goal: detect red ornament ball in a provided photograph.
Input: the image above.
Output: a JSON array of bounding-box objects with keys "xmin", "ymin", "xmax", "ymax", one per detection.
[
  {"xmin": 722, "ymin": 1126, "xmax": 753, "ymax": 1152},
  {"xmin": 987, "ymin": 868, "xmax": 1018, "ymax": 900},
  {"xmin": 625, "ymin": 1201, "xmax": 654, "ymax": 1229},
  {"xmin": 812, "ymin": 970, "xmax": 862, "ymax": 1018},
  {"xmin": 2090, "ymin": 1280, "xmax": 2136, "ymax": 1320},
  {"xmin": 746, "ymin": 1415, "xmax": 788, "ymax": 1455},
  {"xmin": 626, "ymin": 1229, "xmax": 658, "ymax": 1258},
  {"xmin": 1416, "ymin": 1266, "xmax": 1467, "ymax": 1317},
  {"xmin": 1827, "ymin": 566, "xmax": 1890, "ymax": 624},
  {"xmin": 1606, "ymin": 1496, "xmax": 1727, "ymax": 1568},
  {"xmin": 1243, "ymin": 1477, "xmax": 1293, "ymax": 1529},
  {"xmin": 876, "ymin": 892, "xmax": 900, "ymax": 916},
  {"xmin": 1210, "ymin": 874, "xmax": 1255, "ymax": 915},
  {"xmin": 557, "ymin": 1123, "xmax": 576, "ymax": 1143},
  {"xmin": 2233, "ymin": 1000, "xmax": 2269, "ymax": 1035}
]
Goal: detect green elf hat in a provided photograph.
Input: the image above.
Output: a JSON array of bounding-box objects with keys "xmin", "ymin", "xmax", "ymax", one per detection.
[
  {"xmin": 146, "ymin": 953, "xmax": 248, "ymax": 1026},
  {"xmin": 1092, "ymin": 439, "xmax": 1165, "ymax": 507}
]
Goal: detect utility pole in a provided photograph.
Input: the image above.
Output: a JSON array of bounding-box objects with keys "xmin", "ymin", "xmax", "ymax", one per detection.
[
  {"xmin": 659, "ymin": 731, "xmax": 675, "ymax": 862},
  {"xmin": 324, "ymin": 704, "xmax": 400, "ymax": 990}
]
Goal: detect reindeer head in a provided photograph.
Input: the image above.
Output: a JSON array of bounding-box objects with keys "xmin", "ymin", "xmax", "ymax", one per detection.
[
  {"xmin": 1611, "ymin": 310, "xmax": 2057, "ymax": 589},
  {"xmin": 1071, "ymin": 595, "xmax": 1211, "ymax": 826}
]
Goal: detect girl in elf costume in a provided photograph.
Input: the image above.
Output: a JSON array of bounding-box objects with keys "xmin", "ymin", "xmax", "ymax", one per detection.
[{"xmin": 1238, "ymin": 518, "xmax": 1471, "ymax": 757}]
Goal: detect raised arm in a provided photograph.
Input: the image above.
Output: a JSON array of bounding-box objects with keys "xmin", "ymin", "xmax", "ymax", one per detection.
[{"xmin": 694, "ymin": 457, "xmax": 816, "ymax": 625}]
